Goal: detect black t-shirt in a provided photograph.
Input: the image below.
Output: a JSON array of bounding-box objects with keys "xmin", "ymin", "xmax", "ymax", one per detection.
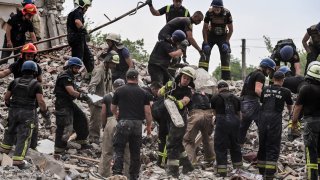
[
  {"xmin": 6, "ymin": 11, "xmax": 34, "ymax": 44},
  {"xmin": 158, "ymin": 5, "xmax": 190, "ymax": 23},
  {"xmin": 9, "ymin": 58, "xmax": 42, "ymax": 79},
  {"xmin": 149, "ymin": 40, "xmax": 176, "ymax": 67},
  {"xmin": 211, "ymin": 91, "xmax": 240, "ymax": 115},
  {"xmin": 190, "ymin": 92, "xmax": 211, "ymax": 110},
  {"xmin": 296, "ymin": 84, "xmax": 320, "ymax": 116},
  {"xmin": 241, "ymin": 69, "xmax": 266, "ymax": 97},
  {"xmin": 283, "ymin": 76, "xmax": 306, "ymax": 94},
  {"xmin": 54, "ymin": 70, "xmax": 76, "ymax": 103},
  {"xmin": 112, "ymin": 83, "xmax": 150, "ymax": 120},
  {"xmin": 158, "ymin": 17, "xmax": 193, "ymax": 40},
  {"xmin": 260, "ymin": 85, "xmax": 293, "ymax": 112},
  {"xmin": 102, "ymin": 93, "xmax": 114, "ymax": 117},
  {"xmin": 170, "ymin": 84, "xmax": 192, "ymax": 110},
  {"xmin": 142, "ymin": 87, "xmax": 157, "ymax": 102},
  {"xmin": 67, "ymin": 8, "xmax": 84, "ymax": 33}
]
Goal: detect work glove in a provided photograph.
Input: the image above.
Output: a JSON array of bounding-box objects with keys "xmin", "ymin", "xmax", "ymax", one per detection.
[
  {"xmin": 202, "ymin": 42, "xmax": 211, "ymax": 55},
  {"xmin": 78, "ymin": 92, "xmax": 91, "ymax": 102},
  {"xmin": 40, "ymin": 109, "xmax": 51, "ymax": 129},
  {"xmin": 167, "ymin": 95, "xmax": 184, "ymax": 110},
  {"xmin": 146, "ymin": 0, "xmax": 152, "ymax": 6},
  {"xmin": 287, "ymin": 120, "xmax": 301, "ymax": 142}
]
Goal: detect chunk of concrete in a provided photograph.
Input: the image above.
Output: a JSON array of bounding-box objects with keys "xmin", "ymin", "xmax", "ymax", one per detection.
[
  {"xmin": 37, "ymin": 139, "xmax": 55, "ymax": 154},
  {"xmin": 1, "ymin": 153, "xmax": 12, "ymax": 167}
]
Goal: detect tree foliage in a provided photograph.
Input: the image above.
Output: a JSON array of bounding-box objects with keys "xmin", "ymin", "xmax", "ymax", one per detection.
[{"xmin": 263, "ymin": 35, "xmax": 274, "ymax": 54}]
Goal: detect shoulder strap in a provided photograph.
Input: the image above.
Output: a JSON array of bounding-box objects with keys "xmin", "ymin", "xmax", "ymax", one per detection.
[{"xmin": 166, "ymin": 5, "xmax": 171, "ymax": 13}]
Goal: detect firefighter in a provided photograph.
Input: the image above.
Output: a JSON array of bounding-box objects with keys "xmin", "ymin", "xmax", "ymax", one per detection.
[
  {"xmin": 0, "ymin": 61, "xmax": 48, "ymax": 169},
  {"xmin": 292, "ymin": 63, "xmax": 320, "ymax": 180},
  {"xmin": 21, "ymin": 0, "xmax": 41, "ymax": 41},
  {"xmin": 98, "ymin": 79, "xmax": 130, "ymax": 178},
  {"xmin": 158, "ymin": 66, "xmax": 195, "ymax": 178},
  {"xmin": 112, "ymin": 69, "xmax": 153, "ymax": 180},
  {"xmin": 105, "ymin": 33, "xmax": 134, "ymax": 82},
  {"xmin": 270, "ymin": 39, "xmax": 301, "ymax": 76},
  {"xmin": 54, "ymin": 57, "xmax": 92, "ymax": 154},
  {"xmin": 183, "ymin": 88, "xmax": 215, "ymax": 165},
  {"xmin": 302, "ymin": 22, "xmax": 320, "ymax": 75},
  {"xmin": 87, "ymin": 50, "xmax": 119, "ymax": 144},
  {"xmin": 200, "ymin": 0, "xmax": 233, "ymax": 80},
  {"xmin": 148, "ymin": 30, "xmax": 187, "ymax": 85},
  {"xmin": 211, "ymin": 80, "xmax": 242, "ymax": 177},
  {"xmin": 67, "ymin": 0, "xmax": 94, "ymax": 80},
  {"xmin": 257, "ymin": 71, "xmax": 293, "ymax": 179},
  {"xmin": 1, "ymin": 4, "xmax": 37, "ymax": 63},
  {"xmin": 147, "ymin": 0, "xmax": 190, "ymax": 23},
  {"xmin": 239, "ymin": 58, "xmax": 276, "ymax": 145},
  {"xmin": 278, "ymin": 66, "xmax": 307, "ymax": 94}
]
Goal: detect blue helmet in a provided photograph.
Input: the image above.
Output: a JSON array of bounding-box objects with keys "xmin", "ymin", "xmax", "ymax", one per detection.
[
  {"xmin": 21, "ymin": 60, "xmax": 38, "ymax": 73},
  {"xmin": 278, "ymin": 66, "xmax": 291, "ymax": 75},
  {"xmin": 172, "ymin": 30, "xmax": 186, "ymax": 42},
  {"xmin": 22, "ymin": 0, "xmax": 34, "ymax": 5},
  {"xmin": 280, "ymin": 45, "xmax": 294, "ymax": 61},
  {"xmin": 67, "ymin": 57, "xmax": 83, "ymax": 67},
  {"xmin": 211, "ymin": 0, "xmax": 223, "ymax": 7},
  {"xmin": 260, "ymin": 58, "xmax": 276, "ymax": 71}
]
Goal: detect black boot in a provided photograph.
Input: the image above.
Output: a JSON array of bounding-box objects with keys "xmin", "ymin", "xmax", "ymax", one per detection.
[
  {"xmin": 180, "ymin": 157, "xmax": 194, "ymax": 174},
  {"xmin": 166, "ymin": 165, "xmax": 179, "ymax": 178}
]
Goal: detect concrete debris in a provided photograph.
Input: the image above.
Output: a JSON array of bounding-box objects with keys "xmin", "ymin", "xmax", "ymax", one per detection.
[
  {"xmin": 1, "ymin": 153, "xmax": 12, "ymax": 167},
  {"xmin": 37, "ymin": 139, "xmax": 55, "ymax": 154}
]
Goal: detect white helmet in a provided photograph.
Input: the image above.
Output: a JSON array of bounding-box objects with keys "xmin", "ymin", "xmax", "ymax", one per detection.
[
  {"xmin": 106, "ymin": 33, "xmax": 121, "ymax": 43},
  {"xmin": 307, "ymin": 61, "xmax": 320, "ymax": 72},
  {"xmin": 180, "ymin": 66, "xmax": 196, "ymax": 80},
  {"xmin": 306, "ymin": 63, "xmax": 320, "ymax": 80},
  {"xmin": 74, "ymin": 0, "xmax": 92, "ymax": 8}
]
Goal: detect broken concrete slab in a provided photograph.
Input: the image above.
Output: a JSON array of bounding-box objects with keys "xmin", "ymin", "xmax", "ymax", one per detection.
[
  {"xmin": 37, "ymin": 139, "xmax": 55, "ymax": 155},
  {"xmin": 1, "ymin": 153, "xmax": 12, "ymax": 167}
]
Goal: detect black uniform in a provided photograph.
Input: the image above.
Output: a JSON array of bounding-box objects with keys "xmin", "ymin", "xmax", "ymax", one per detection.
[
  {"xmin": 211, "ymin": 90, "xmax": 242, "ymax": 176},
  {"xmin": 239, "ymin": 69, "xmax": 265, "ymax": 144},
  {"xmin": 283, "ymin": 75, "xmax": 306, "ymax": 94},
  {"xmin": 158, "ymin": 5, "xmax": 190, "ymax": 23},
  {"xmin": 158, "ymin": 17, "xmax": 193, "ymax": 41},
  {"xmin": 200, "ymin": 8, "xmax": 233, "ymax": 80},
  {"xmin": 305, "ymin": 25, "xmax": 320, "ymax": 73},
  {"xmin": 257, "ymin": 85, "xmax": 293, "ymax": 178},
  {"xmin": 0, "ymin": 75, "xmax": 41, "ymax": 162},
  {"xmin": 112, "ymin": 83, "xmax": 150, "ymax": 180},
  {"xmin": 296, "ymin": 83, "xmax": 320, "ymax": 180},
  {"xmin": 54, "ymin": 70, "xmax": 89, "ymax": 153},
  {"xmin": 1, "ymin": 11, "xmax": 34, "ymax": 63},
  {"xmin": 110, "ymin": 47, "xmax": 131, "ymax": 82},
  {"xmin": 67, "ymin": 8, "xmax": 94, "ymax": 73},
  {"xmin": 148, "ymin": 40, "xmax": 176, "ymax": 84}
]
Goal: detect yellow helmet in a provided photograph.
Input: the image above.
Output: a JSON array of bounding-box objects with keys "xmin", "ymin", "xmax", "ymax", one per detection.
[{"xmin": 180, "ymin": 66, "xmax": 196, "ymax": 80}]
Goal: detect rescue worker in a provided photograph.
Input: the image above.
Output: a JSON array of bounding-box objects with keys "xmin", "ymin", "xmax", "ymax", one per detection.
[
  {"xmin": 147, "ymin": 0, "xmax": 190, "ymax": 23},
  {"xmin": 54, "ymin": 57, "xmax": 92, "ymax": 154},
  {"xmin": 67, "ymin": 0, "xmax": 94, "ymax": 80},
  {"xmin": 278, "ymin": 66, "xmax": 306, "ymax": 94},
  {"xmin": 1, "ymin": 4, "xmax": 37, "ymax": 63},
  {"xmin": 112, "ymin": 69, "xmax": 153, "ymax": 180},
  {"xmin": 0, "ymin": 61, "xmax": 48, "ymax": 169},
  {"xmin": 157, "ymin": 11, "xmax": 205, "ymax": 60},
  {"xmin": 201, "ymin": 0, "xmax": 233, "ymax": 80},
  {"xmin": 158, "ymin": 66, "xmax": 195, "ymax": 178},
  {"xmin": 257, "ymin": 71, "xmax": 293, "ymax": 179},
  {"xmin": 270, "ymin": 39, "xmax": 301, "ymax": 75},
  {"xmin": 211, "ymin": 80, "xmax": 242, "ymax": 176},
  {"xmin": 239, "ymin": 58, "xmax": 276, "ymax": 145},
  {"xmin": 143, "ymin": 81, "xmax": 162, "ymax": 104},
  {"xmin": 302, "ymin": 22, "xmax": 320, "ymax": 74},
  {"xmin": 105, "ymin": 33, "xmax": 134, "ymax": 82},
  {"xmin": 21, "ymin": 0, "xmax": 41, "ymax": 41},
  {"xmin": 292, "ymin": 63, "xmax": 320, "ymax": 180},
  {"xmin": 88, "ymin": 50, "xmax": 119, "ymax": 144},
  {"xmin": 98, "ymin": 79, "xmax": 130, "ymax": 178},
  {"xmin": 148, "ymin": 30, "xmax": 187, "ymax": 85},
  {"xmin": 183, "ymin": 88, "xmax": 214, "ymax": 165}
]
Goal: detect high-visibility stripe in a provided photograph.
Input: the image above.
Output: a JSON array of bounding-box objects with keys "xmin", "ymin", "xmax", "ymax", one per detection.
[
  {"xmin": 317, "ymin": 158, "xmax": 320, "ymax": 164},
  {"xmin": 0, "ymin": 143, "xmax": 13, "ymax": 150},
  {"xmin": 199, "ymin": 62, "xmax": 209, "ymax": 67},
  {"xmin": 166, "ymin": 5, "xmax": 170, "ymax": 13},
  {"xmin": 54, "ymin": 147, "xmax": 65, "ymax": 153},
  {"xmin": 184, "ymin": 9, "xmax": 189, "ymax": 17},
  {"xmin": 20, "ymin": 122, "xmax": 34, "ymax": 160},
  {"xmin": 221, "ymin": 66, "xmax": 231, "ymax": 71},
  {"xmin": 167, "ymin": 159, "xmax": 179, "ymax": 166},
  {"xmin": 233, "ymin": 162, "xmax": 243, "ymax": 167},
  {"xmin": 306, "ymin": 147, "xmax": 312, "ymax": 179}
]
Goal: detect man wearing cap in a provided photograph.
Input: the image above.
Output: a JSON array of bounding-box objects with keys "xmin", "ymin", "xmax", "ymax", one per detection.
[
  {"xmin": 302, "ymin": 22, "xmax": 320, "ymax": 74},
  {"xmin": 211, "ymin": 80, "xmax": 242, "ymax": 177},
  {"xmin": 105, "ymin": 33, "xmax": 134, "ymax": 82},
  {"xmin": 112, "ymin": 68, "xmax": 152, "ymax": 180},
  {"xmin": 257, "ymin": 71, "xmax": 293, "ymax": 179},
  {"xmin": 87, "ymin": 50, "xmax": 119, "ymax": 144},
  {"xmin": 98, "ymin": 78, "xmax": 130, "ymax": 178}
]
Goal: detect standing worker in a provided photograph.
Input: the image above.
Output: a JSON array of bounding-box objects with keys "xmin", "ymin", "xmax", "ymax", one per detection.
[
  {"xmin": 87, "ymin": 50, "xmax": 119, "ymax": 144},
  {"xmin": 211, "ymin": 80, "xmax": 242, "ymax": 176},
  {"xmin": 67, "ymin": 0, "xmax": 94, "ymax": 80},
  {"xmin": 53, "ymin": 57, "xmax": 92, "ymax": 154},
  {"xmin": 0, "ymin": 61, "xmax": 48, "ymax": 169},
  {"xmin": 1, "ymin": 4, "xmax": 37, "ymax": 63},
  {"xmin": 239, "ymin": 58, "xmax": 276, "ymax": 145},
  {"xmin": 21, "ymin": 0, "xmax": 41, "ymax": 41},
  {"xmin": 278, "ymin": 66, "xmax": 306, "ymax": 94},
  {"xmin": 200, "ymin": 0, "xmax": 233, "ymax": 80},
  {"xmin": 302, "ymin": 22, "xmax": 320, "ymax": 74},
  {"xmin": 257, "ymin": 71, "xmax": 293, "ymax": 179},
  {"xmin": 112, "ymin": 69, "xmax": 153, "ymax": 180}
]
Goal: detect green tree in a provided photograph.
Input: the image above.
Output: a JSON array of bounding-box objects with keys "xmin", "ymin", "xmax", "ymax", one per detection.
[
  {"xmin": 263, "ymin": 35, "xmax": 274, "ymax": 54},
  {"xmin": 122, "ymin": 38, "xmax": 149, "ymax": 63}
]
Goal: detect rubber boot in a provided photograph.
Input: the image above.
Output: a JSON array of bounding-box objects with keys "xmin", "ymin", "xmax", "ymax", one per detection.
[
  {"xmin": 166, "ymin": 165, "xmax": 179, "ymax": 178},
  {"xmin": 180, "ymin": 156, "xmax": 194, "ymax": 174}
]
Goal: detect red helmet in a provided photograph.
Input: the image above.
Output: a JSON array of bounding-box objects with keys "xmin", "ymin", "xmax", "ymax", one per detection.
[
  {"xmin": 22, "ymin": 4, "xmax": 37, "ymax": 15},
  {"xmin": 21, "ymin": 43, "xmax": 37, "ymax": 54}
]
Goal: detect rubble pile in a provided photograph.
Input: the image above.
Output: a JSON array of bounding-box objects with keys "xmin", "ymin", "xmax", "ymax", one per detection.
[{"xmin": 0, "ymin": 46, "xmax": 306, "ymax": 179}]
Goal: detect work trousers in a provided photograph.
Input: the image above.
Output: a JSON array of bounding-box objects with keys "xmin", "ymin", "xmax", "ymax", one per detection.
[
  {"xmin": 257, "ymin": 111, "xmax": 282, "ymax": 179},
  {"xmin": 112, "ymin": 120, "xmax": 142, "ymax": 180},
  {"xmin": 183, "ymin": 109, "xmax": 215, "ymax": 164},
  {"xmin": 0, "ymin": 108, "xmax": 35, "ymax": 162},
  {"xmin": 30, "ymin": 113, "xmax": 39, "ymax": 149},
  {"xmin": 99, "ymin": 117, "xmax": 129, "ymax": 178},
  {"xmin": 303, "ymin": 116, "xmax": 320, "ymax": 180},
  {"xmin": 89, "ymin": 104, "xmax": 102, "ymax": 142},
  {"xmin": 148, "ymin": 64, "xmax": 171, "ymax": 85}
]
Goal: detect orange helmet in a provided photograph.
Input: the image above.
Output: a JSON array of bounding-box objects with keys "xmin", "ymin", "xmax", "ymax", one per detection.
[
  {"xmin": 21, "ymin": 43, "xmax": 37, "ymax": 54},
  {"xmin": 22, "ymin": 4, "xmax": 37, "ymax": 15}
]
